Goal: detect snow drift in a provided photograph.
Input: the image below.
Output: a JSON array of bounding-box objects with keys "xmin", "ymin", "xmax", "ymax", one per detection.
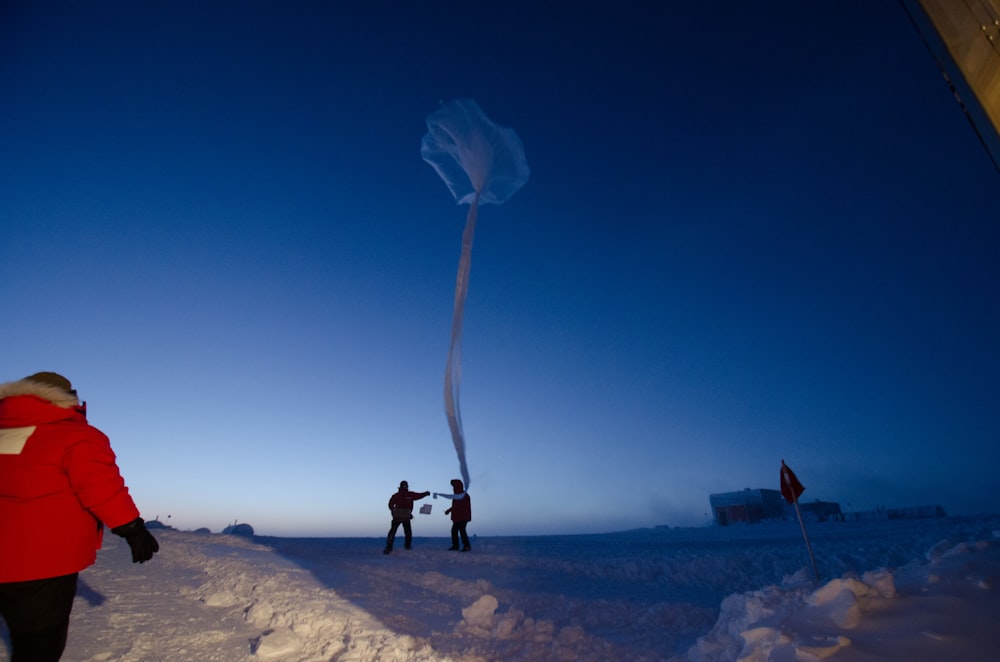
[{"xmin": 1, "ymin": 515, "xmax": 998, "ymax": 661}]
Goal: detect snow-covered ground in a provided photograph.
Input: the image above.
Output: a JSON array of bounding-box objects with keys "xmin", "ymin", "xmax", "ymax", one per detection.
[{"xmin": 2, "ymin": 515, "xmax": 998, "ymax": 661}]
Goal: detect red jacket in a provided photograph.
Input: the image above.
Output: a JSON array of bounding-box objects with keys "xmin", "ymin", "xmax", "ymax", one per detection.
[
  {"xmin": 445, "ymin": 479, "xmax": 471, "ymax": 522},
  {"xmin": 0, "ymin": 380, "xmax": 140, "ymax": 582},
  {"xmin": 388, "ymin": 489, "xmax": 430, "ymax": 519}
]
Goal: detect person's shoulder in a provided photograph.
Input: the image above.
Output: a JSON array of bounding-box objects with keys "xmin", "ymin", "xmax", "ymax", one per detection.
[{"xmin": 64, "ymin": 420, "xmax": 112, "ymax": 444}]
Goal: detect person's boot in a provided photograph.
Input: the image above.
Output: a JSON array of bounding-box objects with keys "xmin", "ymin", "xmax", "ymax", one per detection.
[
  {"xmin": 383, "ymin": 545, "xmax": 392, "ymax": 555},
  {"xmin": 448, "ymin": 545, "xmax": 459, "ymax": 550},
  {"xmin": 461, "ymin": 546, "xmax": 471, "ymax": 552}
]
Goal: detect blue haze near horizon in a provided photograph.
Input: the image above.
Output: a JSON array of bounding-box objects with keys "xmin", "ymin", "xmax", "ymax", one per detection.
[{"xmin": 2, "ymin": 2, "xmax": 998, "ymax": 537}]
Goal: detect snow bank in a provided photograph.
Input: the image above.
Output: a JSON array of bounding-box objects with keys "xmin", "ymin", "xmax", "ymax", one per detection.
[
  {"xmin": 688, "ymin": 525, "xmax": 1000, "ymax": 661},
  {"xmin": 1, "ymin": 516, "xmax": 998, "ymax": 660}
]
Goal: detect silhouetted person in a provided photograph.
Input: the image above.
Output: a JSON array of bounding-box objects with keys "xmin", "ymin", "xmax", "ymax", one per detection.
[
  {"xmin": 384, "ymin": 480, "xmax": 430, "ymax": 555},
  {"xmin": 0, "ymin": 372, "xmax": 159, "ymax": 661},
  {"xmin": 435, "ymin": 478, "xmax": 471, "ymax": 551}
]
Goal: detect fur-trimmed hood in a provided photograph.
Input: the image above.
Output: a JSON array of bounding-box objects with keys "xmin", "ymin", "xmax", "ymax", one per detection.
[{"xmin": 0, "ymin": 377, "xmax": 81, "ymax": 409}]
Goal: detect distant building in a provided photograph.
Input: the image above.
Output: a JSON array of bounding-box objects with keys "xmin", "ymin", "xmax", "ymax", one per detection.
[
  {"xmin": 223, "ymin": 522, "xmax": 255, "ymax": 536},
  {"xmin": 709, "ymin": 489, "xmax": 844, "ymax": 525},
  {"xmin": 796, "ymin": 500, "xmax": 843, "ymax": 522},
  {"xmin": 844, "ymin": 505, "xmax": 947, "ymax": 521},
  {"xmin": 709, "ymin": 489, "xmax": 785, "ymax": 525}
]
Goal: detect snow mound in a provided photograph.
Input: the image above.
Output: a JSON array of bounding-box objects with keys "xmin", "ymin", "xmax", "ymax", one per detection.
[{"xmin": 689, "ymin": 530, "xmax": 1000, "ymax": 662}]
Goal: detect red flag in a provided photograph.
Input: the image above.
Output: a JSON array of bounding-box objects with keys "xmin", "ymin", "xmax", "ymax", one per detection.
[{"xmin": 780, "ymin": 460, "xmax": 805, "ymax": 503}]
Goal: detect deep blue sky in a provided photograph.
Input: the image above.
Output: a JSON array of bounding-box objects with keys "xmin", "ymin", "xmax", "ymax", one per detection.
[{"xmin": 2, "ymin": 2, "xmax": 998, "ymax": 536}]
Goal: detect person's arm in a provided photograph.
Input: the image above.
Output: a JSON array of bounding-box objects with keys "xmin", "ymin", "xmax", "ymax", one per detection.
[
  {"xmin": 65, "ymin": 427, "xmax": 157, "ymax": 563},
  {"xmin": 436, "ymin": 491, "xmax": 466, "ymax": 501},
  {"xmin": 410, "ymin": 491, "xmax": 431, "ymax": 501},
  {"xmin": 64, "ymin": 428, "xmax": 140, "ymax": 528}
]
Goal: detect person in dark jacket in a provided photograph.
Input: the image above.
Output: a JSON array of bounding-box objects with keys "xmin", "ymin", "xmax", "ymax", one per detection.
[
  {"xmin": 434, "ymin": 478, "xmax": 471, "ymax": 551},
  {"xmin": 0, "ymin": 372, "xmax": 159, "ymax": 662},
  {"xmin": 383, "ymin": 480, "xmax": 430, "ymax": 554}
]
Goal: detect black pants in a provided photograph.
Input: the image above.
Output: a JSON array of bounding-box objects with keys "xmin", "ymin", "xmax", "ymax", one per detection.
[
  {"xmin": 385, "ymin": 518, "xmax": 412, "ymax": 551},
  {"xmin": 451, "ymin": 521, "xmax": 470, "ymax": 549},
  {"xmin": 0, "ymin": 573, "xmax": 78, "ymax": 662}
]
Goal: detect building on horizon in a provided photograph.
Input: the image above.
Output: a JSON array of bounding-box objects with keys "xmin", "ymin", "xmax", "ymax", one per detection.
[
  {"xmin": 709, "ymin": 488, "xmax": 843, "ymax": 526},
  {"xmin": 709, "ymin": 489, "xmax": 785, "ymax": 525},
  {"xmin": 844, "ymin": 504, "xmax": 947, "ymax": 521}
]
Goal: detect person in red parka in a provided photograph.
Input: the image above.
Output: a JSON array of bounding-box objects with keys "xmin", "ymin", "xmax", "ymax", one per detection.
[
  {"xmin": 383, "ymin": 480, "xmax": 430, "ymax": 555},
  {"xmin": 434, "ymin": 478, "xmax": 472, "ymax": 551},
  {"xmin": 0, "ymin": 372, "xmax": 159, "ymax": 662}
]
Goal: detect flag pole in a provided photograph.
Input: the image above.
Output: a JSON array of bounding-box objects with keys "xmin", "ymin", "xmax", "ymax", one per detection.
[
  {"xmin": 791, "ymin": 495, "xmax": 820, "ymax": 582},
  {"xmin": 781, "ymin": 460, "xmax": 820, "ymax": 583}
]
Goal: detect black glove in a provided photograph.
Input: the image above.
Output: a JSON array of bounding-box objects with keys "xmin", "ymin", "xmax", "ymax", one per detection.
[{"xmin": 111, "ymin": 517, "xmax": 160, "ymax": 563}]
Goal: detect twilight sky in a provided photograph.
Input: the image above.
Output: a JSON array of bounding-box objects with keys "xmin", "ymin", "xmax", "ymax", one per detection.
[{"xmin": 2, "ymin": 1, "xmax": 998, "ymax": 537}]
